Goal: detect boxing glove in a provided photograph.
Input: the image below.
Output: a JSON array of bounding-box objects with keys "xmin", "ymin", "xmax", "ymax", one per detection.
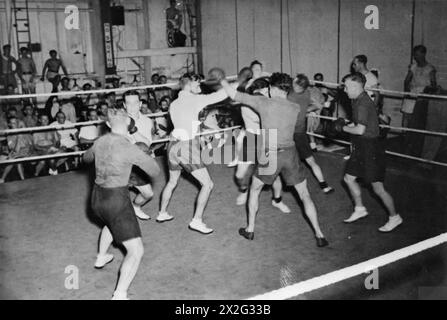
[
  {"xmin": 333, "ymin": 118, "xmax": 348, "ymax": 133},
  {"xmin": 128, "ymin": 117, "xmax": 138, "ymax": 134}
]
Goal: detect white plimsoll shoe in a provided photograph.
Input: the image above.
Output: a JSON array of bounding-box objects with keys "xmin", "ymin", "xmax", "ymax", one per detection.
[
  {"xmin": 94, "ymin": 253, "xmax": 114, "ymax": 269},
  {"xmin": 271, "ymin": 200, "xmax": 291, "ymax": 213},
  {"xmin": 236, "ymin": 192, "xmax": 248, "ymax": 206},
  {"xmin": 344, "ymin": 207, "xmax": 368, "ymax": 223},
  {"xmin": 188, "ymin": 219, "xmax": 213, "ymax": 234},
  {"xmin": 111, "ymin": 291, "xmax": 129, "ymax": 300},
  {"xmin": 48, "ymin": 168, "xmax": 58, "ymax": 176},
  {"xmin": 343, "ymin": 155, "xmax": 351, "ymax": 160},
  {"xmin": 378, "ymin": 215, "xmax": 403, "ymax": 232},
  {"xmin": 227, "ymin": 158, "xmax": 239, "ymax": 167},
  {"xmin": 156, "ymin": 211, "xmax": 174, "ymax": 223},
  {"xmin": 133, "ymin": 206, "xmax": 150, "ymax": 220}
]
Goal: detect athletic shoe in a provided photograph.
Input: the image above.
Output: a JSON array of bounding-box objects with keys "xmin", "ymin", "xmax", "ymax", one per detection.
[
  {"xmin": 236, "ymin": 192, "xmax": 248, "ymax": 206},
  {"xmin": 344, "ymin": 207, "xmax": 368, "ymax": 223},
  {"xmin": 156, "ymin": 211, "xmax": 174, "ymax": 223},
  {"xmin": 94, "ymin": 253, "xmax": 114, "ymax": 269},
  {"xmin": 227, "ymin": 158, "xmax": 238, "ymax": 167},
  {"xmin": 310, "ymin": 142, "xmax": 317, "ymax": 151},
  {"xmin": 316, "ymin": 237, "xmax": 329, "ymax": 247},
  {"xmin": 48, "ymin": 168, "xmax": 58, "ymax": 176},
  {"xmin": 239, "ymin": 228, "xmax": 254, "ymax": 240},
  {"xmin": 133, "ymin": 206, "xmax": 150, "ymax": 220},
  {"xmin": 378, "ymin": 215, "xmax": 403, "ymax": 232},
  {"xmin": 271, "ymin": 200, "xmax": 291, "ymax": 213},
  {"xmin": 188, "ymin": 219, "xmax": 213, "ymax": 234},
  {"xmin": 343, "ymin": 155, "xmax": 351, "ymax": 160},
  {"xmin": 323, "ymin": 186, "xmax": 335, "ymax": 194},
  {"xmin": 111, "ymin": 291, "xmax": 129, "ymax": 300}
]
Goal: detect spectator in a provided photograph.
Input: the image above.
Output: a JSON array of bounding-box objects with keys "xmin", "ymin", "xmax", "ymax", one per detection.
[
  {"xmin": 22, "ymin": 103, "xmax": 38, "ymax": 128},
  {"xmin": 97, "ymin": 102, "xmax": 109, "ymax": 121},
  {"xmin": 17, "ymin": 47, "xmax": 37, "ymax": 105},
  {"xmin": 0, "ymin": 44, "xmax": 19, "ymax": 93},
  {"xmin": 33, "ymin": 114, "xmax": 60, "ymax": 176},
  {"xmin": 140, "ymin": 99, "xmax": 151, "ymax": 115},
  {"xmin": 351, "ymin": 54, "xmax": 379, "ymax": 103},
  {"xmin": 154, "ymin": 75, "xmax": 171, "ymax": 102},
  {"xmin": 79, "ymin": 109, "xmax": 101, "ymax": 150},
  {"xmin": 51, "ymin": 98, "xmax": 77, "ymax": 123},
  {"xmin": 0, "ymin": 115, "xmax": 34, "ymax": 183},
  {"xmin": 41, "ymin": 50, "xmax": 68, "ymax": 93},
  {"xmin": 151, "ymin": 73, "xmax": 160, "ymax": 85},
  {"xmin": 147, "ymin": 89, "xmax": 159, "ymax": 112},
  {"xmin": 50, "ymin": 111, "xmax": 79, "ymax": 169},
  {"xmin": 402, "ymin": 45, "xmax": 437, "ymax": 156},
  {"xmin": 81, "ymin": 83, "xmax": 99, "ymax": 109},
  {"xmin": 105, "ymin": 92, "xmax": 117, "ymax": 106},
  {"xmin": 246, "ymin": 60, "xmax": 270, "ymax": 89},
  {"xmin": 402, "ymin": 45, "xmax": 437, "ymax": 128},
  {"xmin": 159, "ymin": 95, "xmax": 171, "ymax": 112}
]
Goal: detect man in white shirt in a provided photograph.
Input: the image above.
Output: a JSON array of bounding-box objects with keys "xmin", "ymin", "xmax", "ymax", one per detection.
[
  {"xmin": 156, "ymin": 72, "xmax": 228, "ymax": 234},
  {"xmin": 352, "ymin": 55, "xmax": 379, "ymax": 103},
  {"xmin": 79, "ymin": 109, "xmax": 101, "ymax": 149},
  {"xmin": 123, "ymin": 90, "xmax": 156, "ymax": 221},
  {"xmin": 50, "ymin": 111, "xmax": 79, "ymax": 173}
]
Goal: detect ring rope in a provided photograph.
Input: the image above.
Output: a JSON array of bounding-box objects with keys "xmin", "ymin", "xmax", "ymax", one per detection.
[
  {"xmin": 0, "ymin": 76, "xmax": 239, "ymax": 101},
  {"xmin": 311, "ymin": 80, "xmax": 447, "ymax": 100},
  {"xmin": 0, "ymin": 125, "xmax": 242, "ymax": 165},
  {"xmin": 0, "ymin": 112, "xmax": 169, "ymax": 136},
  {"xmin": 307, "ymin": 132, "xmax": 447, "ymax": 167},
  {"xmin": 309, "ymin": 114, "xmax": 447, "ymax": 137},
  {"xmin": 247, "ymin": 232, "xmax": 447, "ymax": 300}
]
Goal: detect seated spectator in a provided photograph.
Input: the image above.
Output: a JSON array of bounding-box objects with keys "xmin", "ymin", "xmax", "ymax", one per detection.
[
  {"xmin": 51, "ymin": 98, "xmax": 77, "ymax": 123},
  {"xmin": 147, "ymin": 89, "xmax": 159, "ymax": 112},
  {"xmin": 154, "ymin": 75, "xmax": 172, "ymax": 102},
  {"xmin": 81, "ymin": 83, "xmax": 99, "ymax": 109},
  {"xmin": 79, "ymin": 107, "xmax": 89, "ymax": 122},
  {"xmin": 50, "ymin": 111, "xmax": 79, "ymax": 170},
  {"xmin": 150, "ymin": 73, "xmax": 160, "ymax": 85},
  {"xmin": 22, "ymin": 103, "xmax": 38, "ymax": 128},
  {"xmin": 104, "ymin": 92, "xmax": 117, "ymax": 106},
  {"xmin": 97, "ymin": 102, "xmax": 109, "ymax": 121},
  {"xmin": 140, "ymin": 99, "xmax": 152, "ymax": 115},
  {"xmin": 60, "ymin": 77, "xmax": 71, "ymax": 92},
  {"xmin": 50, "ymin": 111, "xmax": 79, "ymax": 151},
  {"xmin": 0, "ymin": 116, "xmax": 34, "ymax": 183},
  {"xmin": 159, "ymin": 95, "xmax": 171, "ymax": 112},
  {"xmin": 33, "ymin": 114, "xmax": 61, "ymax": 176},
  {"xmin": 6, "ymin": 107, "xmax": 26, "ymax": 127},
  {"xmin": 78, "ymin": 109, "xmax": 101, "ymax": 150}
]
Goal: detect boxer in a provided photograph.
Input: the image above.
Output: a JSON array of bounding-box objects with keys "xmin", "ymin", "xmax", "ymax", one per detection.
[
  {"xmin": 83, "ymin": 107, "xmax": 160, "ymax": 300},
  {"xmin": 335, "ymin": 73, "xmax": 402, "ymax": 232},
  {"xmin": 156, "ymin": 71, "xmax": 228, "ymax": 234},
  {"xmin": 221, "ymin": 73, "xmax": 328, "ymax": 247}
]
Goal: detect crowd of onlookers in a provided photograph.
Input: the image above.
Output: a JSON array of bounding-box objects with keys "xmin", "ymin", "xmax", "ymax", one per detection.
[{"xmin": 0, "ymin": 44, "xmax": 178, "ymax": 183}]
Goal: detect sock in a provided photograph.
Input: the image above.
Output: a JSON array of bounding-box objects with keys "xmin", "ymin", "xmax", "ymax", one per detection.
[
  {"xmin": 273, "ymin": 196, "xmax": 282, "ymax": 203},
  {"xmin": 319, "ymin": 181, "xmax": 328, "ymax": 189}
]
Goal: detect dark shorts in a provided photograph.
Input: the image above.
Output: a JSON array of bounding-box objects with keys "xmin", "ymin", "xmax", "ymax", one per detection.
[
  {"xmin": 293, "ymin": 132, "xmax": 313, "ymax": 160},
  {"xmin": 91, "ymin": 185, "xmax": 141, "ymax": 244},
  {"xmin": 167, "ymin": 138, "xmax": 205, "ymax": 173},
  {"xmin": 255, "ymin": 146, "xmax": 306, "ymax": 186},
  {"xmin": 345, "ymin": 137, "xmax": 386, "ymax": 183},
  {"xmin": 238, "ymin": 131, "xmax": 261, "ymax": 163}
]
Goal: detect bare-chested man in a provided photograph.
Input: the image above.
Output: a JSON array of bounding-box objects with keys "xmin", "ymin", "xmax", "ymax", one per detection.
[{"xmin": 41, "ymin": 50, "xmax": 68, "ymax": 93}]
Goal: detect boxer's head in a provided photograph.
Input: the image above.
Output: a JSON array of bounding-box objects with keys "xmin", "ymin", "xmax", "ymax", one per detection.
[
  {"xmin": 49, "ymin": 50, "xmax": 57, "ymax": 58},
  {"xmin": 352, "ymin": 55, "xmax": 368, "ymax": 73},
  {"xmin": 238, "ymin": 67, "xmax": 253, "ymax": 84},
  {"xmin": 250, "ymin": 60, "xmax": 263, "ymax": 79},
  {"xmin": 269, "ymin": 73, "xmax": 292, "ymax": 98},
  {"xmin": 293, "ymin": 74, "xmax": 310, "ymax": 94},
  {"xmin": 413, "ymin": 45, "xmax": 427, "ymax": 64},
  {"xmin": 107, "ymin": 107, "xmax": 130, "ymax": 134},
  {"xmin": 247, "ymin": 77, "xmax": 270, "ymax": 97},
  {"xmin": 180, "ymin": 73, "xmax": 202, "ymax": 94},
  {"xmin": 343, "ymin": 72, "xmax": 366, "ymax": 99}
]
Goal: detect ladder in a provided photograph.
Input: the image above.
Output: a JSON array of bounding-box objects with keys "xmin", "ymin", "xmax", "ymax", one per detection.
[{"xmin": 12, "ymin": 0, "xmax": 32, "ymax": 54}]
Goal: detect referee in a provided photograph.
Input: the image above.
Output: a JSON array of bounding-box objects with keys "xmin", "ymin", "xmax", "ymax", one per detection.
[{"xmin": 337, "ymin": 73, "xmax": 403, "ymax": 232}]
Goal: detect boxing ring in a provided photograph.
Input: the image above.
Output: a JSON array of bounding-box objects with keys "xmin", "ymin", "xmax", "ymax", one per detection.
[{"xmin": 0, "ymin": 79, "xmax": 446, "ymax": 300}]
